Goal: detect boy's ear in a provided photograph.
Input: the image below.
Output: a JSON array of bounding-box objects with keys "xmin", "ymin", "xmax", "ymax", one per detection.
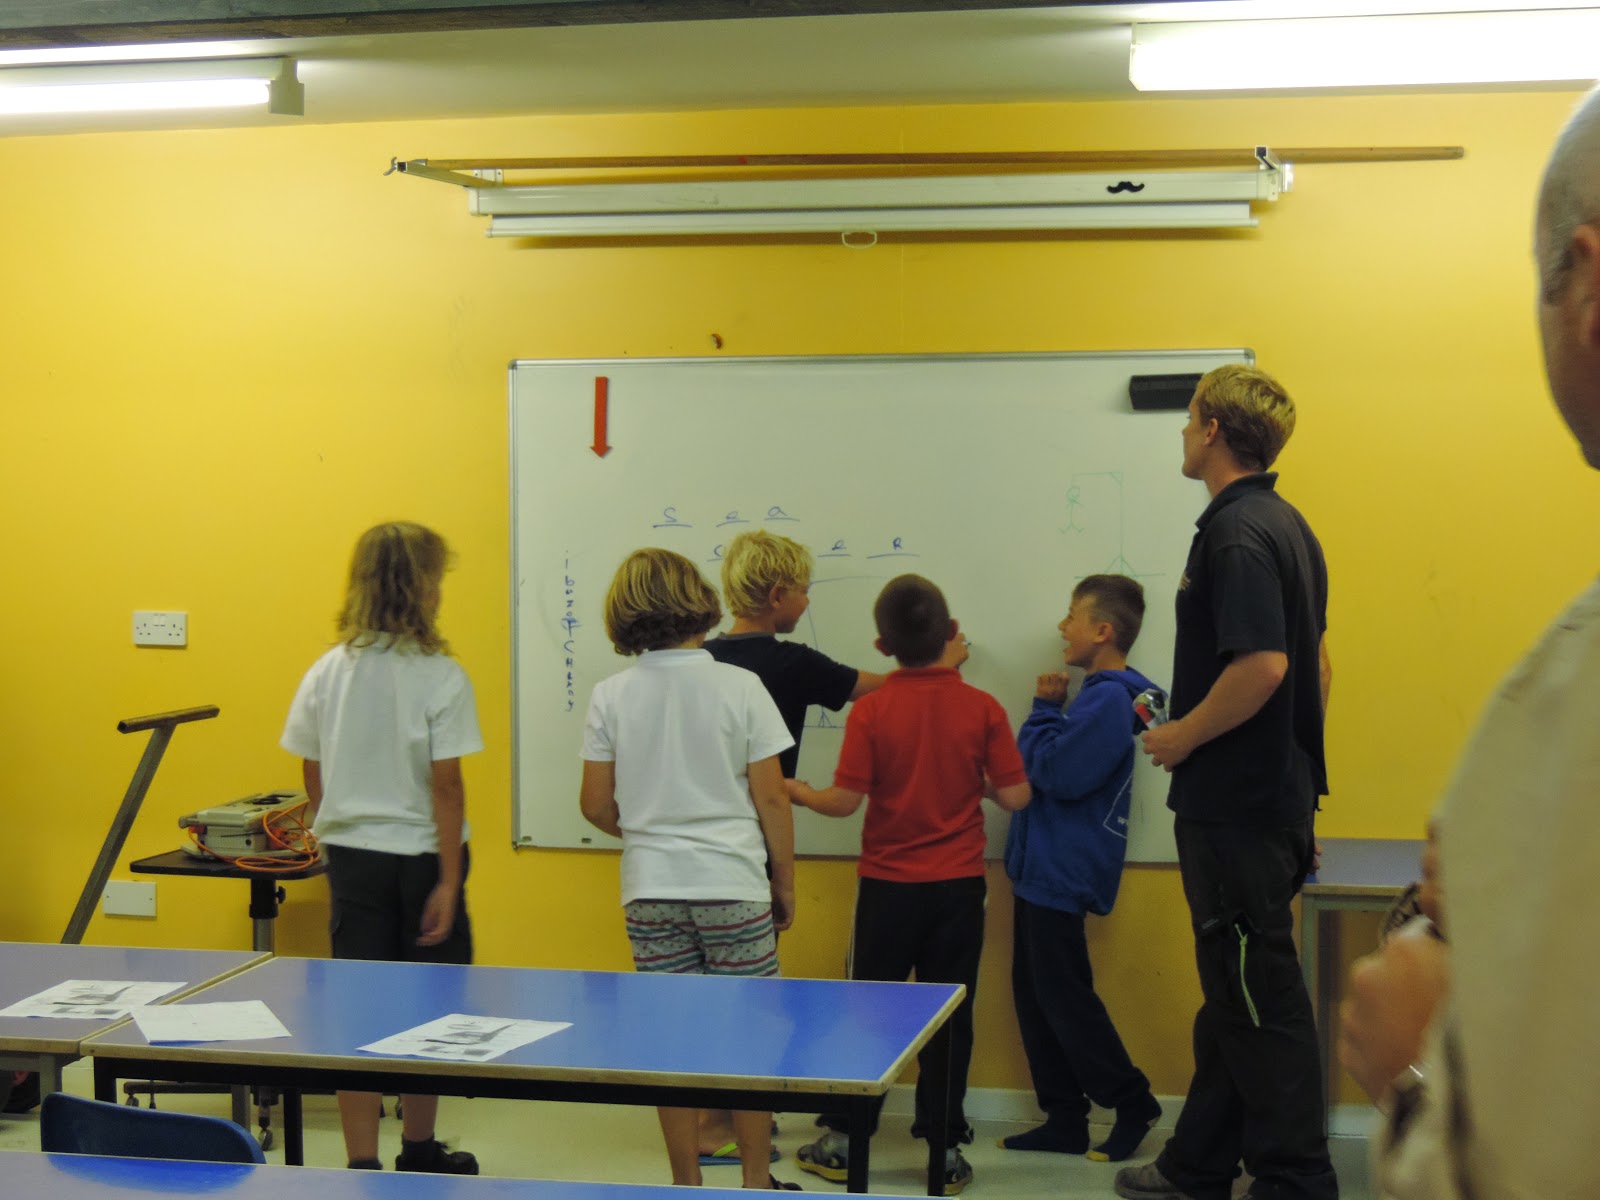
[
  {"xmin": 767, "ymin": 583, "xmax": 786, "ymax": 610},
  {"xmin": 1094, "ymin": 619, "xmax": 1115, "ymax": 646},
  {"xmin": 874, "ymin": 635, "xmax": 890, "ymax": 658},
  {"xmin": 947, "ymin": 618, "xmax": 960, "ymax": 642}
]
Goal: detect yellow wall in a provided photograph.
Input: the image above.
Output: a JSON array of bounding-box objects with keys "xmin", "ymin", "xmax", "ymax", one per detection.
[{"xmin": 2, "ymin": 88, "xmax": 1596, "ymax": 1101}]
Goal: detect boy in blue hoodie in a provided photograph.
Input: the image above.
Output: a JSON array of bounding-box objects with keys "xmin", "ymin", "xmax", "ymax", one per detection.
[{"xmin": 1001, "ymin": 574, "xmax": 1163, "ymax": 1164}]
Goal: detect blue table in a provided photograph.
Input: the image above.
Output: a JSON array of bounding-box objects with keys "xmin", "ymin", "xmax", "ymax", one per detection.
[
  {"xmin": 1300, "ymin": 836, "xmax": 1425, "ymax": 1130},
  {"xmin": 4, "ymin": 1153, "xmax": 764, "ymax": 1199},
  {"xmin": 84, "ymin": 957, "xmax": 964, "ymax": 1194},
  {"xmin": 0, "ymin": 941, "xmax": 264, "ymax": 1097}
]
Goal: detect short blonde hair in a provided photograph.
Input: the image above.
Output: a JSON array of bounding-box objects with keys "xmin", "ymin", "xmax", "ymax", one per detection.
[
  {"xmin": 604, "ymin": 548, "xmax": 722, "ymax": 655},
  {"xmin": 1194, "ymin": 364, "xmax": 1297, "ymax": 472},
  {"xmin": 337, "ymin": 522, "xmax": 451, "ymax": 654},
  {"xmin": 721, "ymin": 530, "xmax": 814, "ymax": 619}
]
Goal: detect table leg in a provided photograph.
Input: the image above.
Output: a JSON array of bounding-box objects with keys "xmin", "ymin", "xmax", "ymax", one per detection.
[
  {"xmin": 230, "ymin": 1084, "xmax": 250, "ymax": 1130},
  {"xmin": 93, "ymin": 1060, "xmax": 115, "ymax": 1103},
  {"xmin": 283, "ymin": 1089, "xmax": 304, "ymax": 1165},
  {"xmin": 1316, "ymin": 904, "xmax": 1341, "ymax": 1135},
  {"xmin": 845, "ymin": 1098, "xmax": 871, "ymax": 1194},
  {"xmin": 38, "ymin": 1057, "xmax": 64, "ymax": 1097},
  {"xmin": 247, "ymin": 878, "xmax": 282, "ymax": 955},
  {"xmin": 922, "ymin": 1021, "xmax": 953, "ymax": 1197}
]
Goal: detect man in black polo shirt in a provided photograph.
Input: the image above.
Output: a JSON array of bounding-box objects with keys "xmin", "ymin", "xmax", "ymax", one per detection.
[{"xmin": 1115, "ymin": 365, "xmax": 1335, "ymax": 1200}]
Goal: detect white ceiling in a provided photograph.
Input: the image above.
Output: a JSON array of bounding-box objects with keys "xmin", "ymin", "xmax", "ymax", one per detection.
[{"xmin": 0, "ymin": 0, "xmax": 1594, "ymax": 138}]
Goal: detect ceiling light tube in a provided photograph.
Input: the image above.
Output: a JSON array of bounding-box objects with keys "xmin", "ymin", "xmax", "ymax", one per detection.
[
  {"xmin": 1131, "ymin": 11, "xmax": 1600, "ymax": 91},
  {"xmin": 0, "ymin": 56, "xmax": 302, "ymax": 116}
]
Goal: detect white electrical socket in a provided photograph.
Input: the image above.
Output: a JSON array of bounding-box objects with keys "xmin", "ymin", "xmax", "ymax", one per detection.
[
  {"xmin": 133, "ymin": 610, "xmax": 187, "ymax": 647},
  {"xmin": 102, "ymin": 880, "xmax": 157, "ymax": 918}
]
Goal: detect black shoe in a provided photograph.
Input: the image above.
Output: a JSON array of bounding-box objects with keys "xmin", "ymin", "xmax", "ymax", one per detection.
[
  {"xmin": 395, "ymin": 1138, "xmax": 479, "ymax": 1175},
  {"xmin": 348, "ymin": 1158, "xmax": 382, "ymax": 1170}
]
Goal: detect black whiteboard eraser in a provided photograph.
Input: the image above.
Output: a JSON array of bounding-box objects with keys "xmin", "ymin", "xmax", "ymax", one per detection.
[{"xmin": 1129, "ymin": 373, "xmax": 1203, "ymax": 411}]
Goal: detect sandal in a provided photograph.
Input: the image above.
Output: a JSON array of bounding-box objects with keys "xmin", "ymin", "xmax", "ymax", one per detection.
[
  {"xmin": 769, "ymin": 1177, "xmax": 802, "ymax": 1191},
  {"xmin": 795, "ymin": 1132, "xmax": 849, "ymax": 1183},
  {"xmin": 700, "ymin": 1141, "xmax": 781, "ymax": 1166}
]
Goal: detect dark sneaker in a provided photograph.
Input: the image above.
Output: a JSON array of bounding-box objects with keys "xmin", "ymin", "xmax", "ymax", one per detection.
[
  {"xmin": 395, "ymin": 1138, "xmax": 479, "ymax": 1175},
  {"xmin": 795, "ymin": 1131, "xmax": 849, "ymax": 1183},
  {"xmin": 942, "ymin": 1149, "xmax": 973, "ymax": 1196},
  {"xmin": 1114, "ymin": 1161, "xmax": 1195, "ymax": 1200},
  {"xmin": 769, "ymin": 1178, "xmax": 803, "ymax": 1191}
]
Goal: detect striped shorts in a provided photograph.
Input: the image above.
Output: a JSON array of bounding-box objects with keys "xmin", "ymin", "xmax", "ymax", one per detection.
[{"xmin": 623, "ymin": 899, "xmax": 778, "ymax": 977}]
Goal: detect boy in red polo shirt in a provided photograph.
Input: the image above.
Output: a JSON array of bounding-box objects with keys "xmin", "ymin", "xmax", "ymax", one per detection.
[{"xmin": 787, "ymin": 574, "xmax": 1031, "ymax": 1196}]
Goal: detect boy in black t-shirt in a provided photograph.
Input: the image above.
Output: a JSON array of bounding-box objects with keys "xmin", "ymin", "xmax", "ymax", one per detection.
[
  {"xmin": 707, "ymin": 530, "xmax": 887, "ymax": 778},
  {"xmin": 696, "ymin": 529, "xmax": 886, "ymax": 1168}
]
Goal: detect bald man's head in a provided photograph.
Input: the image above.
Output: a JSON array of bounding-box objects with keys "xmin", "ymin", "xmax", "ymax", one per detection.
[
  {"xmin": 1539, "ymin": 88, "xmax": 1600, "ymax": 303},
  {"xmin": 1537, "ymin": 86, "xmax": 1600, "ymax": 467}
]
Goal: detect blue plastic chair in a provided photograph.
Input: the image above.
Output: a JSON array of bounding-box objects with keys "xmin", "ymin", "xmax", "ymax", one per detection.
[{"xmin": 40, "ymin": 1092, "xmax": 267, "ymax": 1164}]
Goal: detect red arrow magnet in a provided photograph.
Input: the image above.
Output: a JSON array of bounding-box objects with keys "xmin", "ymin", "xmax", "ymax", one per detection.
[{"xmin": 592, "ymin": 376, "xmax": 611, "ymax": 458}]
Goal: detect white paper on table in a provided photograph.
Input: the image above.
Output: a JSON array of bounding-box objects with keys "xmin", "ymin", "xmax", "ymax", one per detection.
[
  {"xmin": 0, "ymin": 979, "xmax": 186, "ymax": 1020},
  {"xmin": 130, "ymin": 1000, "xmax": 292, "ymax": 1044},
  {"xmin": 359, "ymin": 1013, "xmax": 572, "ymax": 1062}
]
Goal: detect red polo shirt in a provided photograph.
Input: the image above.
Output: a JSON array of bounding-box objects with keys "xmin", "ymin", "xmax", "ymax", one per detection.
[{"xmin": 833, "ymin": 667, "xmax": 1027, "ymax": 883}]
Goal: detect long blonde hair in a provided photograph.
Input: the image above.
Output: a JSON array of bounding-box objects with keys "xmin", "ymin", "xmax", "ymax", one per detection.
[{"xmin": 337, "ymin": 522, "xmax": 451, "ymax": 654}]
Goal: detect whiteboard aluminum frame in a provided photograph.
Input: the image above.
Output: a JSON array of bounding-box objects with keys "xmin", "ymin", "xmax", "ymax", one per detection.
[{"xmin": 509, "ymin": 349, "xmax": 1254, "ymax": 860}]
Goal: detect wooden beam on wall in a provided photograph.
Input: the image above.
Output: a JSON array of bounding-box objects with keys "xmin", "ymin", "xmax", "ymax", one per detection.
[{"xmin": 0, "ymin": 0, "xmax": 1123, "ymax": 49}]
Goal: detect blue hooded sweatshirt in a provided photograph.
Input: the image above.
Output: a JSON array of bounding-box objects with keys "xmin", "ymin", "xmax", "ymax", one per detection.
[{"xmin": 1005, "ymin": 666, "xmax": 1161, "ymax": 916}]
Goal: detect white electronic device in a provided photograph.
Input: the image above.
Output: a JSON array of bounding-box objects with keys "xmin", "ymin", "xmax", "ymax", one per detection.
[{"xmin": 178, "ymin": 790, "xmax": 307, "ymax": 858}]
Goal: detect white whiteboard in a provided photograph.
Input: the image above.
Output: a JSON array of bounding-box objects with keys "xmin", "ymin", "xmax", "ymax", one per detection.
[{"xmin": 511, "ymin": 350, "xmax": 1250, "ymax": 864}]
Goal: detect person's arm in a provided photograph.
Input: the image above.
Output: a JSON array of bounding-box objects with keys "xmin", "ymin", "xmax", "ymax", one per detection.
[
  {"xmin": 1319, "ymin": 632, "xmax": 1332, "ymax": 716},
  {"xmin": 980, "ymin": 693, "xmax": 1030, "ymax": 811},
  {"xmin": 989, "ymin": 778, "xmax": 1031, "ymax": 812},
  {"xmin": 849, "ymin": 671, "xmax": 889, "ymax": 701},
  {"xmin": 300, "ymin": 759, "xmax": 322, "ymax": 823},
  {"xmin": 786, "ymin": 777, "xmax": 866, "ymax": 817},
  {"xmin": 1141, "ymin": 650, "xmax": 1287, "ymax": 771},
  {"xmin": 938, "ymin": 631, "xmax": 970, "ymax": 670},
  {"xmin": 417, "ymin": 757, "xmax": 466, "ymax": 947},
  {"xmin": 748, "ymin": 755, "xmax": 796, "ymax": 932},
  {"xmin": 578, "ymin": 759, "xmax": 622, "ymax": 839},
  {"xmin": 1338, "ymin": 922, "xmax": 1451, "ymax": 1103},
  {"xmin": 1017, "ymin": 681, "xmax": 1128, "ymax": 801}
]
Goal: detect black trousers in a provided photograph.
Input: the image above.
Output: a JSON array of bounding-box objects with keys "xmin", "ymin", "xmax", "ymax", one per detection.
[
  {"xmin": 1011, "ymin": 898, "xmax": 1153, "ymax": 1124},
  {"xmin": 325, "ymin": 843, "xmax": 474, "ymax": 966},
  {"xmin": 1155, "ymin": 818, "xmax": 1337, "ymax": 1200},
  {"xmin": 818, "ymin": 875, "xmax": 984, "ymax": 1141}
]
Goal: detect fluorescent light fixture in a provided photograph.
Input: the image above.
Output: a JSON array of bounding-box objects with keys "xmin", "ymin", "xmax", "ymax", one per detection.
[
  {"xmin": 474, "ymin": 169, "xmax": 1283, "ymax": 237},
  {"xmin": 0, "ymin": 56, "xmax": 303, "ymax": 116},
  {"xmin": 488, "ymin": 203, "xmax": 1257, "ymax": 238},
  {"xmin": 0, "ymin": 41, "xmax": 263, "ymax": 66},
  {"xmin": 1130, "ymin": 10, "xmax": 1600, "ymax": 91}
]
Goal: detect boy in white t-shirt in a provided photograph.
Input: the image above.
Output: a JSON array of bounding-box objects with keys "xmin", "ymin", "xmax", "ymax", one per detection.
[
  {"xmin": 579, "ymin": 547, "xmax": 799, "ymax": 1192},
  {"xmin": 281, "ymin": 522, "xmax": 483, "ymax": 1175}
]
